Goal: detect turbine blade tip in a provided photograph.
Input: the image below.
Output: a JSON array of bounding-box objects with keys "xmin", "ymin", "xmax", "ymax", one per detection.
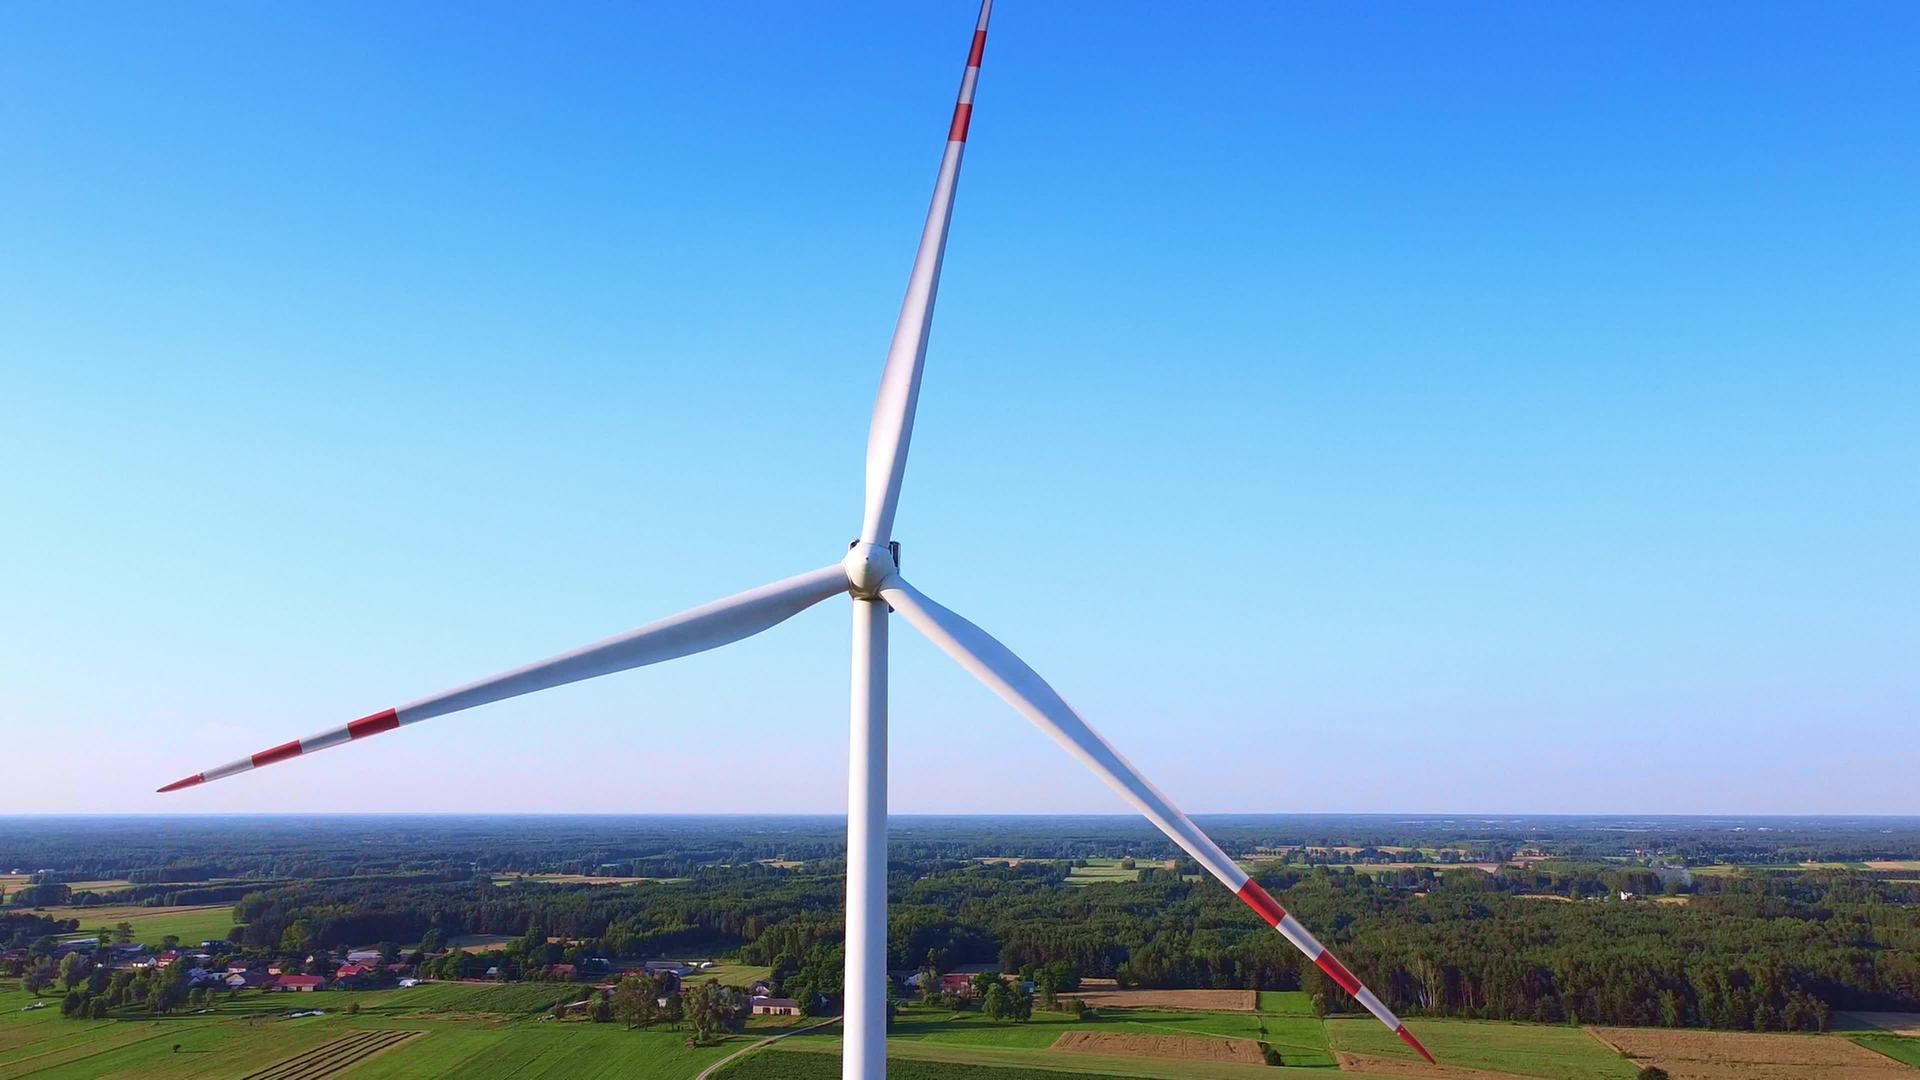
[
  {"xmin": 1396, "ymin": 1024, "xmax": 1434, "ymax": 1064},
  {"xmin": 157, "ymin": 774, "xmax": 205, "ymax": 793}
]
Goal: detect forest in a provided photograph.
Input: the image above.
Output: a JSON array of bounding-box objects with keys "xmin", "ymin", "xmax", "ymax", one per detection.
[{"xmin": 6, "ymin": 814, "xmax": 1920, "ymax": 1034}]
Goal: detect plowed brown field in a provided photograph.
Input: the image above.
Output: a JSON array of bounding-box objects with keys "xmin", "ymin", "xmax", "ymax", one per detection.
[
  {"xmin": 1050, "ymin": 1031, "xmax": 1266, "ymax": 1064},
  {"xmin": 1588, "ymin": 1026, "xmax": 1914, "ymax": 1080}
]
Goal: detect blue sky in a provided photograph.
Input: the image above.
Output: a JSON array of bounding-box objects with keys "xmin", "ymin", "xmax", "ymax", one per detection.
[{"xmin": 2, "ymin": 2, "xmax": 1914, "ymax": 815}]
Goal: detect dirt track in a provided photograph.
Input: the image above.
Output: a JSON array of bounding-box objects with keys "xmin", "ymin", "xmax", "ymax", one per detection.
[
  {"xmin": 1050, "ymin": 1031, "xmax": 1266, "ymax": 1064},
  {"xmin": 1587, "ymin": 1026, "xmax": 1914, "ymax": 1080}
]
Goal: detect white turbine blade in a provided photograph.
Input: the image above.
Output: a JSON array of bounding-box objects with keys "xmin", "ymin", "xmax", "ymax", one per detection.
[
  {"xmin": 157, "ymin": 564, "xmax": 850, "ymax": 792},
  {"xmin": 880, "ymin": 576, "xmax": 1436, "ymax": 1064},
  {"xmin": 859, "ymin": 0, "xmax": 994, "ymax": 545}
]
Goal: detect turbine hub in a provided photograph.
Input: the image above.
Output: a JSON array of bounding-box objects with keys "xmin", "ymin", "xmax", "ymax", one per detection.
[{"xmin": 844, "ymin": 541, "xmax": 899, "ymax": 600}]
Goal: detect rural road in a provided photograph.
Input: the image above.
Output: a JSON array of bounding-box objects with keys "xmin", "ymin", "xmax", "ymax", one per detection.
[{"xmin": 693, "ymin": 1016, "xmax": 841, "ymax": 1080}]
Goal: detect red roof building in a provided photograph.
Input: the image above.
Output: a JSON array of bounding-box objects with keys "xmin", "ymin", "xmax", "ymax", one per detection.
[{"xmin": 275, "ymin": 975, "xmax": 326, "ymax": 992}]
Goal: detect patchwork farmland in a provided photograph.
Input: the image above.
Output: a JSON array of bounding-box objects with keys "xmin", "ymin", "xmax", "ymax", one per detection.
[{"xmin": 6, "ymin": 975, "xmax": 1920, "ymax": 1078}]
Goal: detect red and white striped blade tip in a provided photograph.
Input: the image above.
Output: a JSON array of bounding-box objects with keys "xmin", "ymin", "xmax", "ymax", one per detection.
[
  {"xmin": 156, "ymin": 708, "xmax": 402, "ymax": 793},
  {"xmin": 1397, "ymin": 1025, "xmax": 1435, "ymax": 1063}
]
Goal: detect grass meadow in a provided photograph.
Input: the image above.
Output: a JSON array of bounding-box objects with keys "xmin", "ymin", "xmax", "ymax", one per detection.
[
  {"xmin": 719, "ymin": 1050, "xmax": 1148, "ymax": 1079},
  {"xmin": 1327, "ymin": 1015, "xmax": 1639, "ymax": 1080},
  {"xmin": 1855, "ymin": 1034, "xmax": 1920, "ymax": 1068},
  {"xmin": 1062, "ymin": 860, "xmax": 1141, "ymax": 885},
  {"xmin": 36, "ymin": 904, "xmax": 239, "ymax": 948},
  {"xmin": 750, "ymin": 1002, "xmax": 1337, "ymax": 1079},
  {"xmin": 20, "ymin": 975, "xmax": 1905, "ymax": 1080}
]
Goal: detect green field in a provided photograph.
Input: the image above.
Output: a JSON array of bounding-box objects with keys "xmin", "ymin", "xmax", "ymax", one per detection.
[
  {"xmin": 0, "ymin": 982, "xmax": 766, "ymax": 1079},
  {"xmin": 34, "ymin": 904, "xmax": 240, "ymax": 947},
  {"xmin": 1256, "ymin": 991, "xmax": 1315, "ymax": 1015},
  {"xmin": 719, "ymin": 1050, "xmax": 1144, "ymax": 1079},
  {"xmin": 1063, "ymin": 860, "xmax": 1140, "ymax": 885},
  {"xmin": 772, "ymin": 1039, "xmax": 1322, "ymax": 1079},
  {"xmin": 339, "ymin": 1024, "xmax": 743, "ymax": 1079},
  {"xmin": 1856, "ymin": 1034, "xmax": 1920, "ymax": 1067},
  {"xmin": 358, "ymin": 981, "xmax": 584, "ymax": 1015},
  {"xmin": 1327, "ymin": 1016, "xmax": 1637, "ymax": 1080},
  {"xmin": 751, "ymin": 1003, "xmax": 1334, "ymax": 1078},
  {"xmin": 18, "ymin": 975, "xmax": 1892, "ymax": 1080},
  {"xmin": 677, "ymin": 963, "xmax": 772, "ymax": 988}
]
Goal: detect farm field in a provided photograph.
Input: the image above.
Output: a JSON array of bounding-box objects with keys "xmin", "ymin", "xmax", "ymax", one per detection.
[
  {"xmin": 428, "ymin": 934, "xmax": 520, "ymax": 953},
  {"xmin": 1854, "ymin": 1036, "xmax": 1920, "ymax": 1068},
  {"xmin": 1589, "ymin": 1025, "xmax": 1919, "ymax": 1080},
  {"xmin": 679, "ymin": 963, "xmax": 773, "ymax": 988},
  {"xmin": 1844, "ymin": 1013, "xmax": 1920, "ymax": 1037},
  {"xmin": 59, "ymin": 880, "xmax": 132, "ymax": 895},
  {"xmin": 1327, "ymin": 1016, "xmax": 1639, "ymax": 1080},
  {"xmin": 765, "ymin": 1002, "xmax": 1338, "ymax": 1077},
  {"xmin": 0, "ymin": 982, "xmax": 761, "ymax": 1079},
  {"xmin": 33, "ymin": 904, "xmax": 238, "ymax": 947},
  {"xmin": 491, "ymin": 873, "xmax": 663, "ymax": 887},
  {"xmin": 1049, "ymin": 1030, "xmax": 1263, "ymax": 1064},
  {"xmin": 1258, "ymin": 990, "xmax": 1317, "ymax": 1015},
  {"xmin": 1061, "ymin": 988, "xmax": 1253, "ymax": 1012},
  {"xmin": 718, "ymin": 1049, "xmax": 1153, "ymax": 1080},
  {"xmin": 9, "ymin": 976, "xmax": 1917, "ymax": 1079},
  {"xmin": 768, "ymin": 1038, "xmax": 1338, "ymax": 1078},
  {"xmin": 339, "ymin": 1023, "xmax": 746, "ymax": 1079},
  {"xmin": 1064, "ymin": 859, "xmax": 1141, "ymax": 885}
]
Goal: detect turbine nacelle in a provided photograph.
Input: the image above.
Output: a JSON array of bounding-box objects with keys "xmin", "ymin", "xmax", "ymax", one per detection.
[{"xmin": 844, "ymin": 540, "xmax": 901, "ymax": 599}]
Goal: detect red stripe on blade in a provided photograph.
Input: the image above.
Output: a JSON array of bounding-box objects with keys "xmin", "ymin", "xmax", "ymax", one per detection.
[
  {"xmin": 251, "ymin": 740, "xmax": 303, "ymax": 768},
  {"xmin": 967, "ymin": 30, "xmax": 986, "ymax": 67},
  {"xmin": 948, "ymin": 102, "xmax": 973, "ymax": 142},
  {"xmin": 347, "ymin": 708, "xmax": 400, "ymax": 739},
  {"xmin": 157, "ymin": 773, "xmax": 205, "ymax": 793},
  {"xmin": 1396, "ymin": 1025, "xmax": 1435, "ymax": 1064},
  {"xmin": 1316, "ymin": 952, "xmax": 1363, "ymax": 996},
  {"xmin": 1235, "ymin": 879, "xmax": 1286, "ymax": 927}
]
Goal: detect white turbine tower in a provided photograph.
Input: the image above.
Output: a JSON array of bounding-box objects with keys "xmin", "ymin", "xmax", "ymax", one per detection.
[{"xmin": 157, "ymin": 2, "xmax": 1435, "ymax": 1075}]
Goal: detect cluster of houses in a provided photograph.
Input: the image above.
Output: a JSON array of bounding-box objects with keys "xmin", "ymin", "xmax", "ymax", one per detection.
[
  {"xmin": 8, "ymin": 937, "xmax": 820, "ymax": 1015},
  {"xmin": 1, "ymin": 938, "xmax": 426, "ymax": 994},
  {"xmin": 214, "ymin": 949, "xmax": 418, "ymax": 993},
  {"xmin": 542, "ymin": 960, "xmax": 799, "ymax": 1018},
  {"xmin": 894, "ymin": 963, "xmax": 1030, "ymax": 998}
]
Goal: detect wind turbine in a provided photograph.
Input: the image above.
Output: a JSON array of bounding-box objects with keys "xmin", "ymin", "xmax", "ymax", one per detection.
[{"xmin": 156, "ymin": 2, "xmax": 1434, "ymax": 1075}]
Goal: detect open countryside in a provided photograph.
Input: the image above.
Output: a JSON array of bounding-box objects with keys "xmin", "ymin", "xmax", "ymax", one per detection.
[{"xmin": 5, "ymin": 816, "xmax": 1920, "ymax": 1077}]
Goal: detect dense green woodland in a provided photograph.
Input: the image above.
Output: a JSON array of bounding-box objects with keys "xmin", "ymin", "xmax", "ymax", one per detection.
[{"xmin": 7, "ymin": 815, "xmax": 1920, "ymax": 1034}]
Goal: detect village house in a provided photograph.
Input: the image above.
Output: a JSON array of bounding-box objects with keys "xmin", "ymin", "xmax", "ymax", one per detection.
[
  {"xmin": 109, "ymin": 944, "xmax": 154, "ymax": 968},
  {"xmin": 226, "ymin": 970, "xmax": 273, "ymax": 990},
  {"xmin": 274, "ymin": 974, "xmax": 326, "ymax": 992},
  {"xmin": 750, "ymin": 996, "xmax": 800, "ymax": 1016}
]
